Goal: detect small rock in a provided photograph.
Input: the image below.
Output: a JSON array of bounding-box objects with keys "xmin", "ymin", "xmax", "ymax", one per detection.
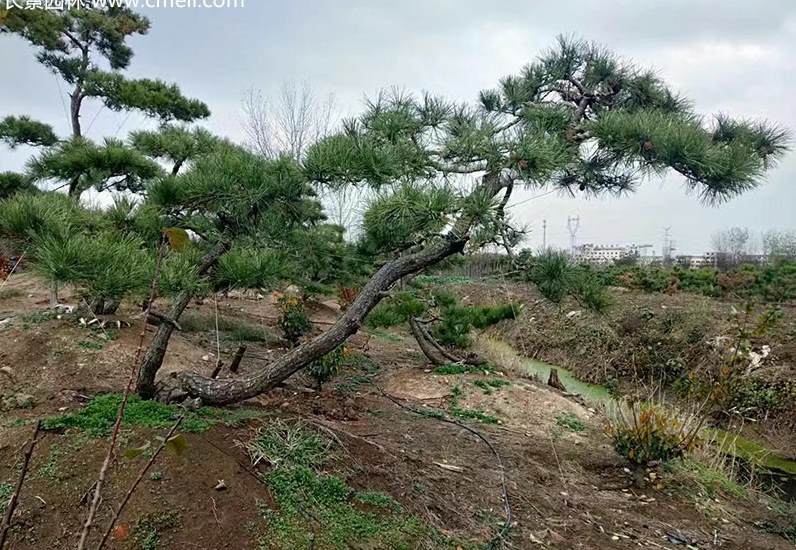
[{"xmin": 181, "ymin": 397, "xmax": 202, "ymax": 411}]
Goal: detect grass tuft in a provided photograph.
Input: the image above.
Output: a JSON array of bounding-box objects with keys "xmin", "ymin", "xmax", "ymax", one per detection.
[
  {"xmin": 43, "ymin": 394, "xmax": 264, "ymax": 436},
  {"xmin": 472, "ymin": 378, "xmax": 510, "ymax": 394},
  {"xmin": 242, "ymin": 419, "xmax": 465, "ymax": 549},
  {"xmin": 555, "ymin": 412, "xmax": 586, "ymax": 433},
  {"xmin": 244, "ymin": 419, "xmax": 329, "ymax": 470},
  {"xmin": 180, "ymin": 311, "xmax": 276, "ymax": 343},
  {"xmin": 0, "ymin": 288, "xmax": 23, "ymax": 300}
]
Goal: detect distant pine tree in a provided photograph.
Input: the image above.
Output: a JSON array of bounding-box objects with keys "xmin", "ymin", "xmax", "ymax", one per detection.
[{"xmin": 0, "ymin": 5, "xmax": 209, "ymax": 197}]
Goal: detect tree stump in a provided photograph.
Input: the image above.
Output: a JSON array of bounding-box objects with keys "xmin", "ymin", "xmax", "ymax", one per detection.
[{"xmin": 547, "ymin": 368, "xmax": 567, "ymax": 392}]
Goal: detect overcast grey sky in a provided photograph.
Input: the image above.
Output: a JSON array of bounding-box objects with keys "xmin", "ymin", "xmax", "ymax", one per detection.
[{"xmin": 1, "ymin": 0, "xmax": 794, "ymax": 254}]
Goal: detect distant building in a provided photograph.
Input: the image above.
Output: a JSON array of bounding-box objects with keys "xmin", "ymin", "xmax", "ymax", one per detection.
[
  {"xmin": 672, "ymin": 252, "xmax": 766, "ymax": 269},
  {"xmin": 572, "ymin": 243, "xmax": 653, "ymax": 265},
  {"xmin": 573, "ymin": 244, "xmax": 770, "ymax": 269},
  {"xmin": 674, "ymin": 255, "xmax": 712, "ymax": 269}
]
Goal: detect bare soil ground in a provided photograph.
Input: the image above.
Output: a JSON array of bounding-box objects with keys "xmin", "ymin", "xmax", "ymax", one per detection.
[{"xmin": 0, "ymin": 273, "xmax": 793, "ymax": 549}]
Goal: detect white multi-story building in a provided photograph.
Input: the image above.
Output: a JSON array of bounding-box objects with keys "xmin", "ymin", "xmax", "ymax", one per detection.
[
  {"xmin": 675, "ymin": 255, "xmax": 712, "ymax": 268},
  {"xmin": 573, "ymin": 243, "xmax": 653, "ymax": 265},
  {"xmin": 573, "ymin": 245, "xmax": 770, "ymax": 269}
]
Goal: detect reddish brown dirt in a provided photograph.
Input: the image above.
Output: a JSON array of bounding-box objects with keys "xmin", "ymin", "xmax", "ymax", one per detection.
[{"xmin": 0, "ymin": 273, "xmax": 793, "ymax": 549}]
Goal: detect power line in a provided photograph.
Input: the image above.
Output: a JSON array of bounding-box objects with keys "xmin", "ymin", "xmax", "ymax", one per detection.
[
  {"xmin": 505, "ymin": 188, "xmax": 558, "ymax": 209},
  {"xmin": 85, "ymin": 104, "xmax": 106, "ymax": 135},
  {"xmin": 53, "ymin": 74, "xmax": 70, "ymax": 131}
]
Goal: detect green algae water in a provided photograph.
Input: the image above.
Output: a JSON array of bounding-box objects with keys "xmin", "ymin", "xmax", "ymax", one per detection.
[{"xmin": 478, "ymin": 336, "xmax": 796, "ymax": 478}]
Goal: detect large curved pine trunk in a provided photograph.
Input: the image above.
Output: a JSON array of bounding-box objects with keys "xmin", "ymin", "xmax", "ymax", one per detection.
[{"xmin": 176, "ymin": 172, "xmax": 509, "ymax": 405}]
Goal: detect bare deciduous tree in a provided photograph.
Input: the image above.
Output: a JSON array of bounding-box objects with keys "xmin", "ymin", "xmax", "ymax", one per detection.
[
  {"xmin": 241, "ymin": 81, "xmax": 336, "ymax": 161},
  {"xmin": 761, "ymin": 229, "xmax": 796, "ymax": 259},
  {"xmin": 711, "ymin": 227, "xmax": 756, "ymax": 266},
  {"xmin": 241, "ymin": 81, "xmax": 368, "ymax": 236}
]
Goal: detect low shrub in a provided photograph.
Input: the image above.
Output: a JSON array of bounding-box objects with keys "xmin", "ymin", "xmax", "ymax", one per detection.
[
  {"xmin": 605, "ymin": 402, "xmax": 701, "ymax": 465},
  {"xmin": 555, "ymin": 411, "xmax": 586, "ymax": 433},
  {"xmin": 364, "ymin": 291, "xmax": 425, "ymax": 328},
  {"xmin": 594, "ymin": 260, "xmax": 796, "ymax": 302},
  {"xmin": 277, "ymin": 294, "xmax": 311, "ymax": 346},
  {"xmin": 432, "ymin": 303, "xmax": 517, "ymax": 348},
  {"xmin": 519, "ymin": 250, "xmax": 611, "ymax": 312},
  {"xmin": 433, "ymin": 363, "xmax": 493, "ymax": 375},
  {"xmin": 307, "ymin": 345, "xmax": 349, "ymax": 391}
]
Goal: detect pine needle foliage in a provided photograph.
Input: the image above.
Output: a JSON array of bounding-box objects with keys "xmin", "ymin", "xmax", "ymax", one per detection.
[
  {"xmin": 32, "ymin": 231, "xmax": 152, "ymax": 304},
  {"xmin": 0, "ymin": 172, "xmax": 36, "ymax": 199},
  {"xmin": 130, "ymin": 125, "xmax": 219, "ymax": 175},
  {"xmin": 27, "ymin": 137, "xmax": 163, "ymax": 196},
  {"xmin": 306, "ymin": 36, "xmax": 788, "ymax": 257},
  {"xmin": 520, "ymin": 249, "xmax": 612, "ymax": 312},
  {"xmin": 1, "ymin": 5, "xmax": 210, "ymax": 198},
  {"xmin": 0, "ymin": 115, "xmax": 58, "ymax": 149},
  {"xmin": 361, "ymin": 184, "xmax": 457, "ymax": 253}
]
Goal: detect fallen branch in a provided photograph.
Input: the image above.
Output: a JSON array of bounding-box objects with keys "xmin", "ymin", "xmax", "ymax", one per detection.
[
  {"xmin": 0, "ymin": 420, "xmax": 42, "ymax": 550},
  {"xmin": 408, "ymin": 317, "xmax": 447, "ymax": 365},
  {"xmin": 433, "ymin": 461, "xmax": 465, "ymax": 473},
  {"xmin": 95, "ymin": 416, "xmax": 184, "ymax": 550}
]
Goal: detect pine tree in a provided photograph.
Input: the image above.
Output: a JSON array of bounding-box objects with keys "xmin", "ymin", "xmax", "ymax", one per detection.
[
  {"xmin": 133, "ymin": 143, "xmax": 335, "ymax": 398},
  {"xmin": 0, "ymin": 5, "xmax": 209, "ymax": 197},
  {"xmin": 175, "ymin": 37, "xmax": 789, "ymax": 405}
]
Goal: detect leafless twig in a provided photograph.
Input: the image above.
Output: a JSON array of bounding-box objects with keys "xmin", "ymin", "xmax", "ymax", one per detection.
[
  {"xmin": 95, "ymin": 416, "xmax": 183, "ymax": 550},
  {"xmin": 373, "ymin": 384, "xmax": 513, "ymax": 549},
  {"xmin": 77, "ymin": 241, "xmax": 167, "ymax": 550},
  {"xmin": 0, "ymin": 420, "xmax": 42, "ymax": 550}
]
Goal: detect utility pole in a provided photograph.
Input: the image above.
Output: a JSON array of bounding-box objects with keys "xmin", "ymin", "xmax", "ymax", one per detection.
[
  {"xmin": 542, "ymin": 219, "xmax": 547, "ymax": 250},
  {"xmin": 663, "ymin": 226, "xmax": 676, "ymax": 265},
  {"xmin": 567, "ymin": 216, "xmax": 580, "ymax": 255}
]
